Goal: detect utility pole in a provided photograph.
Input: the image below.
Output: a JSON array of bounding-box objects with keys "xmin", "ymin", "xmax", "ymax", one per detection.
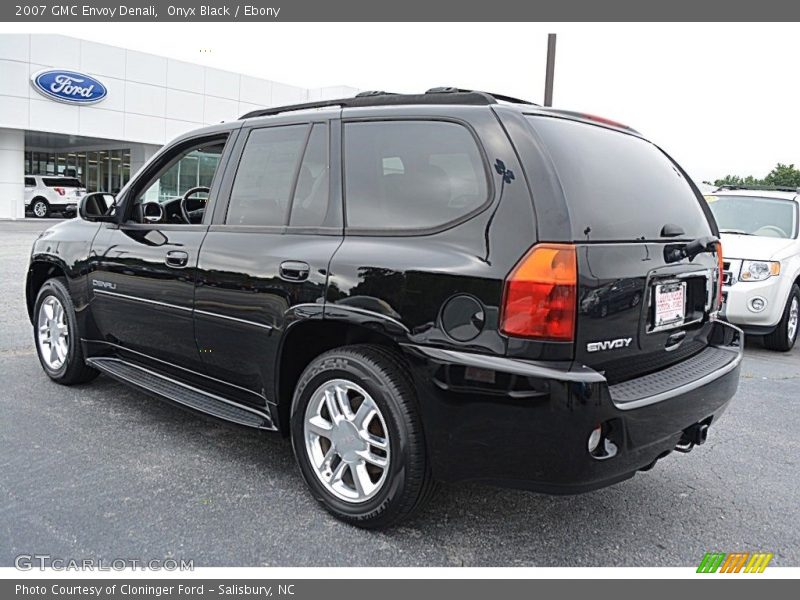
[{"xmin": 544, "ymin": 33, "xmax": 557, "ymax": 107}]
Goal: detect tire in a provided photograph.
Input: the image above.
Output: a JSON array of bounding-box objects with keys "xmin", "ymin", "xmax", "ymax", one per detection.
[
  {"xmin": 764, "ymin": 284, "xmax": 800, "ymax": 352},
  {"xmin": 290, "ymin": 344, "xmax": 436, "ymax": 529},
  {"xmin": 31, "ymin": 198, "xmax": 49, "ymax": 218},
  {"xmin": 33, "ymin": 278, "xmax": 99, "ymax": 385}
]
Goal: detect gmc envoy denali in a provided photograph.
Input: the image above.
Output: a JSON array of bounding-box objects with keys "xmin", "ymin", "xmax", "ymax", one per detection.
[{"xmin": 27, "ymin": 89, "xmax": 742, "ymax": 528}]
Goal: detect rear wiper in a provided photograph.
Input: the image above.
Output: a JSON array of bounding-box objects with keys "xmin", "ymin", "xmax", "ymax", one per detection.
[
  {"xmin": 719, "ymin": 229, "xmax": 753, "ymax": 236},
  {"xmin": 664, "ymin": 235, "xmax": 719, "ymax": 263}
]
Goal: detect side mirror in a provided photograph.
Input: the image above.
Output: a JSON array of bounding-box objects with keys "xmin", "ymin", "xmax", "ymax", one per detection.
[
  {"xmin": 142, "ymin": 201, "xmax": 164, "ymax": 223},
  {"xmin": 79, "ymin": 192, "xmax": 116, "ymax": 222}
]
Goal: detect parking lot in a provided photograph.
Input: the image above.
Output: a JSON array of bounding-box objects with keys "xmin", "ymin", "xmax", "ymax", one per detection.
[{"xmin": 1, "ymin": 218, "xmax": 798, "ymax": 567}]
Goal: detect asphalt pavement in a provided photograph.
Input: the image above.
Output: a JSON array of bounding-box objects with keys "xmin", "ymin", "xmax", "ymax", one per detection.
[{"xmin": 1, "ymin": 218, "xmax": 798, "ymax": 567}]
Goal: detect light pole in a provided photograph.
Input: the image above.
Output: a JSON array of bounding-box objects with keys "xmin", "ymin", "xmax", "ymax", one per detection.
[{"xmin": 544, "ymin": 33, "xmax": 557, "ymax": 107}]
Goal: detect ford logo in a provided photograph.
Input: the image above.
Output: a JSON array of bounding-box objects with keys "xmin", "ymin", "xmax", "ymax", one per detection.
[{"xmin": 30, "ymin": 69, "xmax": 107, "ymax": 105}]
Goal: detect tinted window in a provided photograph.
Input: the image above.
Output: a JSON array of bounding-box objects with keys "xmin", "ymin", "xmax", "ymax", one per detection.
[
  {"xmin": 290, "ymin": 124, "xmax": 329, "ymax": 227},
  {"xmin": 526, "ymin": 116, "xmax": 711, "ymax": 241},
  {"xmin": 43, "ymin": 178, "xmax": 82, "ymax": 187},
  {"xmin": 25, "ymin": 177, "xmax": 35, "ymax": 187},
  {"xmin": 227, "ymin": 125, "xmax": 308, "ymax": 226},
  {"xmin": 344, "ymin": 121, "xmax": 488, "ymax": 230}
]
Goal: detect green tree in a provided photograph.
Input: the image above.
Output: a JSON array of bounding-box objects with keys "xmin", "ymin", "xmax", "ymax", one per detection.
[
  {"xmin": 713, "ymin": 174, "xmax": 763, "ymax": 187},
  {"xmin": 763, "ymin": 163, "xmax": 800, "ymax": 187},
  {"xmin": 713, "ymin": 163, "xmax": 800, "ymax": 189}
]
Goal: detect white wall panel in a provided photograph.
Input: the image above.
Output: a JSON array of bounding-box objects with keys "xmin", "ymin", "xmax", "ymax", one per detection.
[
  {"xmin": 240, "ymin": 76, "xmax": 271, "ymax": 105},
  {"xmin": 166, "ymin": 89, "xmax": 204, "ymax": 122},
  {"xmin": 204, "ymin": 68, "xmax": 240, "ymax": 100},
  {"xmin": 30, "ymin": 35, "xmax": 80, "ymax": 69},
  {"xmin": 124, "ymin": 81, "xmax": 166, "ymax": 118},
  {"xmin": 79, "ymin": 107, "xmax": 125, "ymax": 140},
  {"xmin": 0, "ymin": 96, "xmax": 29, "ymax": 130},
  {"xmin": 80, "ymin": 40, "xmax": 126, "ymax": 79},
  {"xmin": 0, "ymin": 34, "xmax": 29, "ymax": 63},
  {"xmin": 29, "ymin": 98, "xmax": 79, "ymax": 135},
  {"xmin": 125, "ymin": 51, "xmax": 167, "ymax": 87},
  {"xmin": 0, "ymin": 60, "xmax": 30, "ymax": 97},
  {"xmin": 167, "ymin": 59, "xmax": 205, "ymax": 94},
  {"xmin": 124, "ymin": 113, "xmax": 165, "ymax": 144},
  {"xmin": 203, "ymin": 96, "xmax": 239, "ymax": 124}
]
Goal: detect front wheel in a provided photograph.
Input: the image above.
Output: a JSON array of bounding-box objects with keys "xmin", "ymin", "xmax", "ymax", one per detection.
[
  {"xmin": 764, "ymin": 284, "xmax": 800, "ymax": 352},
  {"xmin": 33, "ymin": 278, "xmax": 99, "ymax": 384},
  {"xmin": 290, "ymin": 345, "xmax": 436, "ymax": 529}
]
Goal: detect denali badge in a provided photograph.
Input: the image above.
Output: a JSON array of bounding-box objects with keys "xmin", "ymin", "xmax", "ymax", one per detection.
[
  {"xmin": 92, "ymin": 279, "xmax": 116, "ymax": 290},
  {"xmin": 586, "ymin": 338, "xmax": 632, "ymax": 353}
]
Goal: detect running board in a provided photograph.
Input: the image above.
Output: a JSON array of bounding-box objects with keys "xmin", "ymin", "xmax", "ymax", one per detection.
[{"xmin": 86, "ymin": 357, "xmax": 276, "ymax": 430}]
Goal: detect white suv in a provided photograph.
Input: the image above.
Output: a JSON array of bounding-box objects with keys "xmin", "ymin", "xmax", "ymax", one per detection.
[
  {"xmin": 706, "ymin": 186, "xmax": 800, "ymax": 351},
  {"xmin": 24, "ymin": 175, "xmax": 87, "ymax": 218}
]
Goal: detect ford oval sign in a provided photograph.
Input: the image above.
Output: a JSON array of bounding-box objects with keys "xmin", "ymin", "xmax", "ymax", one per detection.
[{"xmin": 31, "ymin": 69, "xmax": 107, "ymax": 105}]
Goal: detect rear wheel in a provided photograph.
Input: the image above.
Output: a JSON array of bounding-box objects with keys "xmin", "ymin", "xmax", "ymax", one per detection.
[
  {"xmin": 290, "ymin": 345, "xmax": 436, "ymax": 529},
  {"xmin": 31, "ymin": 198, "xmax": 49, "ymax": 218},
  {"xmin": 33, "ymin": 279, "xmax": 99, "ymax": 384},
  {"xmin": 764, "ymin": 284, "xmax": 800, "ymax": 352}
]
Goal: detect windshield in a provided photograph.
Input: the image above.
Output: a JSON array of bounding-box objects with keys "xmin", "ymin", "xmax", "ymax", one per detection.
[{"xmin": 707, "ymin": 195, "xmax": 798, "ymax": 239}]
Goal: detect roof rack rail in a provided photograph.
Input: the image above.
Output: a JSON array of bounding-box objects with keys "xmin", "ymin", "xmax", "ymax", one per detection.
[
  {"xmin": 239, "ymin": 89, "xmax": 537, "ymax": 119},
  {"xmin": 715, "ymin": 184, "xmax": 800, "ymax": 193},
  {"xmin": 424, "ymin": 86, "xmax": 537, "ymax": 105},
  {"xmin": 355, "ymin": 90, "xmax": 397, "ymax": 97}
]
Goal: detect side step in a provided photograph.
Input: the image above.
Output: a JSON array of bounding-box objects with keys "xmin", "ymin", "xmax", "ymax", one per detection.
[{"xmin": 87, "ymin": 357, "xmax": 276, "ymax": 430}]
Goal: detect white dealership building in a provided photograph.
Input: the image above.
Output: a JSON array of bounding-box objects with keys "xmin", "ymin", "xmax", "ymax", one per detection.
[{"xmin": 0, "ymin": 34, "xmax": 356, "ymax": 219}]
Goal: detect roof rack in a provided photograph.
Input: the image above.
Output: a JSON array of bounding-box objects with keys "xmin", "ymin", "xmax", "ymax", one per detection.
[
  {"xmin": 715, "ymin": 184, "xmax": 800, "ymax": 193},
  {"xmin": 239, "ymin": 88, "xmax": 537, "ymax": 120},
  {"xmin": 424, "ymin": 87, "xmax": 537, "ymax": 105}
]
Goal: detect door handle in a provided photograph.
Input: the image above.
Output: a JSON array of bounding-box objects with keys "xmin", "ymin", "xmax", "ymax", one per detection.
[
  {"xmin": 165, "ymin": 250, "xmax": 189, "ymax": 268},
  {"xmin": 279, "ymin": 260, "xmax": 310, "ymax": 281}
]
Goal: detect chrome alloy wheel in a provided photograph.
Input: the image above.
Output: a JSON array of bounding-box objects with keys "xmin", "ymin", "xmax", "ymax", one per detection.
[
  {"xmin": 303, "ymin": 379, "xmax": 390, "ymax": 503},
  {"xmin": 789, "ymin": 296, "xmax": 799, "ymax": 343},
  {"xmin": 33, "ymin": 201, "xmax": 47, "ymax": 217},
  {"xmin": 37, "ymin": 296, "xmax": 69, "ymax": 370}
]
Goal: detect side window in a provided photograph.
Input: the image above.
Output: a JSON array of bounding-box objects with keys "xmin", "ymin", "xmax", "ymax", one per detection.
[
  {"xmin": 25, "ymin": 177, "xmax": 35, "ymax": 187},
  {"xmin": 226, "ymin": 124, "xmax": 309, "ymax": 226},
  {"xmin": 289, "ymin": 123, "xmax": 329, "ymax": 228},
  {"xmin": 343, "ymin": 120, "xmax": 489, "ymax": 230},
  {"xmin": 134, "ymin": 138, "xmax": 226, "ymax": 224}
]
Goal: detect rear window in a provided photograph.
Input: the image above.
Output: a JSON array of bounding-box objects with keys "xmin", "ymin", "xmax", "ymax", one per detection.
[
  {"xmin": 42, "ymin": 178, "xmax": 83, "ymax": 188},
  {"xmin": 344, "ymin": 120, "xmax": 489, "ymax": 231},
  {"xmin": 526, "ymin": 116, "xmax": 711, "ymax": 241}
]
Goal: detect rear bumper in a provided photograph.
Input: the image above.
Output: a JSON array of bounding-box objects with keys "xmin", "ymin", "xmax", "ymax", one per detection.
[{"xmin": 403, "ymin": 320, "xmax": 743, "ymax": 494}]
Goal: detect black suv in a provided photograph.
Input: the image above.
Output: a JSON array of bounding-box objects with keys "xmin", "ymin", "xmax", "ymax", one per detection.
[{"xmin": 27, "ymin": 90, "xmax": 742, "ymax": 528}]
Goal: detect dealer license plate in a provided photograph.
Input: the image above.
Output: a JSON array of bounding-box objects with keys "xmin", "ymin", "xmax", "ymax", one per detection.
[{"xmin": 654, "ymin": 282, "xmax": 686, "ymax": 329}]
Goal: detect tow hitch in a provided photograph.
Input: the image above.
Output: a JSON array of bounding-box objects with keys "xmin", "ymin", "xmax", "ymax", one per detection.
[{"xmin": 675, "ymin": 422, "xmax": 710, "ymax": 453}]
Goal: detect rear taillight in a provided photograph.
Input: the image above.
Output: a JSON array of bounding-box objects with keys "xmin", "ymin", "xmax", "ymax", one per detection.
[
  {"xmin": 715, "ymin": 241, "xmax": 724, "ymax": 310},
  {"xmin": 53, "ymin": 187, "xmax": 66, "ymax": 196},
  {"xmin": 500, "ymin": 243, "xmax": 577, "ymax": 341}
]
